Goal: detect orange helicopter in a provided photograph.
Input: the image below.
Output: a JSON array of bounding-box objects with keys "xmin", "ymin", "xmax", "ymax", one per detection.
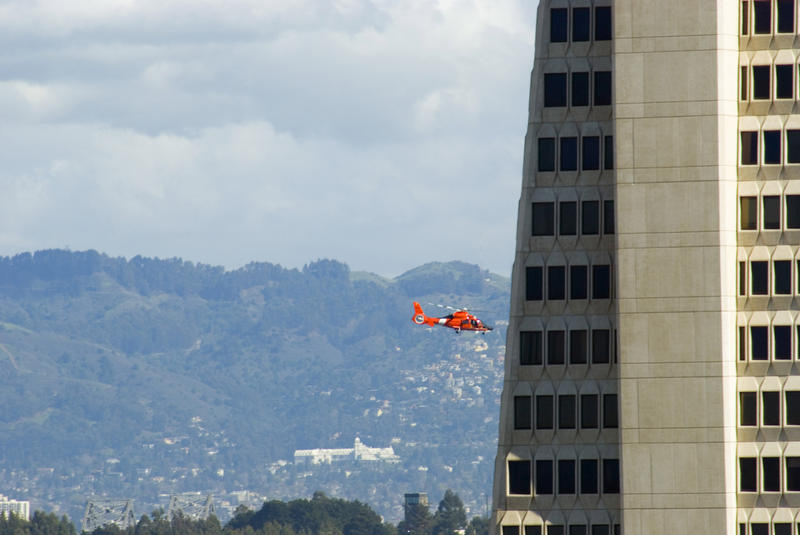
[{"xmin": 411, "ymin": 302, "xmax": 493, "ymax": 333}]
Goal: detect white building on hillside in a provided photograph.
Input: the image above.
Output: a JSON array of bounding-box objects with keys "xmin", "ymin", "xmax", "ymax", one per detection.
[{"xmin": 294, "ymin": 437, "xmax": 400, "ymax": 465}]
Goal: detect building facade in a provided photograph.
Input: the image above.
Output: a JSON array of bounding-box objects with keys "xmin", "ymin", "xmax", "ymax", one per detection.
[
  {"xmin": 493, "ymin": 1, "xmax": 800, "ymax": 533},
  {"xmin": 0, "ymin": 495, "xmax": 30, "ymax": 521}
]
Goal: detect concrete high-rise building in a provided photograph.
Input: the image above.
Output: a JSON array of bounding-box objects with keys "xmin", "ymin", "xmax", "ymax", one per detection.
[
  {"xmin": 493, "ymin": 1, "xmax": 800, "ymax": 534},
  {"xmin": 0, "ymin": 495, "xmax": 30, "ymax": 521}
]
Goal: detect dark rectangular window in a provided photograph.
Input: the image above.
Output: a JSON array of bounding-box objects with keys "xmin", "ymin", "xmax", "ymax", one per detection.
[
  {"xmin": 751, "ymin": 261, "xmax": 768, "ymax": 295},
  {"xmin": 538, "ymin": 137, "xmax": 556, "ymax": 172},
  {"xmin": 569, "ymin": 526, "xmax": 586, "ymax": 535},
  {"xmin": 775, "ymin": 260, "xmax": 791, "ymax": 295},
  {"xmin": 776, "ymin": 64, "xmax": 793, "ymax": 98},
  {"xmin": 548, "ymin": 330, "xmax": 565, "ymax": 365},
  {"xmin": 602, "ymin": 459, "xmax": 620, "ymax": 494},
  {"xmin": 550, "ymin": 8, "xmax": 568, "ymax": 42},
  {"xmin": 750, "ymin": 525, "xmax": 768, "ymax": 535},
  {"xmin": 787, "ymin": 391, "xmax": 800, "ymax": 425},
  {"xmin": 544, "ymin": 73, "xmax": 567, "ymax": 107},
  {"xmin": 741, "ymin": 65, "xmax": 748, "ymax": 100},
  {"xmin": 532, "ymin": 202, "xmax": 554, "ymax": 236},
  {"xmin": 580, "ymin": 394, "xmax": 598, "ymax": 429},
  {"xmin": 764, "ymin": 131, "xmax": 781, "ymax": 165},
  {"xmin": 558, "ymin": 395, "xmax": 576, "ymax": 429},
  {"xmin": 751, "ymin": 326, "xmax": 768, "ymax": 360},
  {"xmin": 739, "ymin": 262, "xmax": 747, "ymax": 295},
  {"xmin": 572, "ymin": 7, "xmax": 590, "ymax": 41},
  {"xmin": 772, "ymin": 334, "xmax": 790, "ymax": 364},
  {"xmin": 548, "ymin": 527, "xmax": 564, "ymax": 535},
  {"xmin": 572, "ymin": 72, "xmax": 590, "ymax": 107},
  {"xmin": 741, "ymin": 131, "xmax": 758, "ymax": 165},
  {"xmin": 570, "ymin": 265, "xmax": 588, "ymax": 300},
  {"xmin": 763, "ymin": 456, "xmax": 780, "ymax": 491},
  {"xmin": 595, "ymin": 6, "xmax": 612, "ymax": 40},
  {"xmin": 740, "ymin": 391, "xmax": 757, "ymax": 426},
  {"xmin": 590, "ymin": 527, "xmax": 609, "ymax": 535},
  {"xmin": 739, "ymin": 326, "xmax": 747, "ymax": 361},
  {"xmin": 535, "ymin": 459, "xmax": 553, "ymax": 494},
  {"xmin": 754, "ymin": 0, "xmax": 772, "ymax": 34},
  {"xmin": 764, "ymin": 195, "xmax": 781, "ymax": 228},
  {"xmin": 603, "ymin": 394, "xmax": 618, "ymax": 428},
  {"xmin": 526, "ymin": 266, "xmax": 543, "ymax": 301},
  {"xmin": 742, "ymin": 1, "xmax": 750, "ymax": 34},
  {"xmin": 763, "ymin": 391, "xmax": 780, "ymax": 425},
  {"xmin": 594, "ymin": 71, "xmax": 612, "ymax": 106},
  {"xmin": 753, "ymin": 65, "xmax": 771, "ymax": 99},
  {"xmin": 580, "ymin": 459, "xmax": 598, "ymax": 494},
  {"xmin": 570, "ymin": 329, "xmax": 587, "ymax": 364},
  {"xmin": 787, "ymin": 457, "xmax": 800, "ymax": 490},
  {"xmin": 774, "ymin": 523, "xmax": 791, "ymax": 535},
  {"xmin": 592, "ymin": 329, "xmax": 610, "ymax": 364},
  {"xmin": 508, "ymin": 460, "xmax": 531, "ymax": 495},
  {"xmin": 740, "ymin": 457, "xmax": 757, "ymax": 491},
  {"xmin": 520, "ymin": 331, "xmax": 542, "ymax": 365},
  {"xmin": 787, "ymin": 130, "xmax": 800, "ymax": 163},
  {"xmin": 592, "ymin": 265, "xmax": 611, "ymax": 299},
  {"xmin": 603, "ymin": 200, "xmax": 615, "ymax": 234},
  {"xmin": 548, "ymin": 266, "xmax": 566, "ymax": 301},
  {"xmin": 524, "ymin": 528, "xmax": 541, "ymax": 535},
  {"xmin": 514, "ymin": 396, "xmax": 532, "ymax": 430},
  {"xmin": 536, "ymin": 395, "xmax": 554, "ymax": 430},
  {"xmin": 778, "ymin": 0, "xmax": 795, "ymax": 32},
  {"xmin": 558, "ymin": 459, "xmax": 575, "ymax": 494},
  {"xmin": 604, "ymin": 135, "xmax": 614, "ymax": 170},
  {"xmin": 503, "ymin": 527, "xmax": 520, "ymax": 535},
  {"xmin": 741, "ymin": 196, "xmax": 757, "ymax": 229},
  {"xmin": 788, "ymin": 195, "xmax": 800, "ymax": 227},
  {"xmin": 560, "ymin": 201, "xmax": 577, "ymax": 235},
  {"xmin": 582, "ymin": 136, "xmax": 600, "ymax": 170},
  {"xmin": 582, "ymin": 200, "xmax": 600, "ymax": 234},
  {"xmin": 560, "ymin": 137, "xmax": 578, "ymax": 171}
]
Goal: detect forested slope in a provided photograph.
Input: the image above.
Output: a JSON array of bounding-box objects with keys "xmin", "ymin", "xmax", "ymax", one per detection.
[{"xmin": 0, "ymin": 250, "xmax": 509, "ymax": 523}]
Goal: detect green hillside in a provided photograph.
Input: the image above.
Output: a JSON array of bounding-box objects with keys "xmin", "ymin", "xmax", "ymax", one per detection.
[{"xmin": 0, "ymin": 251, "xmax": 509, "ymax": 524}]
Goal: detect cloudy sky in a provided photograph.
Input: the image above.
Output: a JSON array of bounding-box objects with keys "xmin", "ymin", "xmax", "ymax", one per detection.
[{"xmin": 0, "ymin": 0, "xmax": 535, "ymax": 277}]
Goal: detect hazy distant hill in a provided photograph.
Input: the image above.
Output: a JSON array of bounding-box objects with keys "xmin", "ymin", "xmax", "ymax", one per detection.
[{"xmin": 0, "ymin": 250, "xmax": 509, "ymax": 523}]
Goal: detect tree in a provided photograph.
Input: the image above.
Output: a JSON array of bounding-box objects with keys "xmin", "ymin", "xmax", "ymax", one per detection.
[
  {"xmin": 0, "ymin": 512, "xmax": 29, "ymax": 535},
  {"xmin": 465, "ymin": 517, "xmax": 488, "ymax": 535},
  {"xmin": 431, "ymin": 491, "xmax": 466, "ymax": 535},
  {"xmin": 396, "ymin": 504, "xmax": 432, "ymax": 535},
  {"xmin": 0, "ymin": 512, "xmax": 76, "ymax": 535}
]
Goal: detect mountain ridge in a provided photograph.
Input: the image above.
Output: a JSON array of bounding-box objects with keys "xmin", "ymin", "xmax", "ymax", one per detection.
[{"xmin": 0, "ymin": 249, "xmax": 509, "ymax": 524}]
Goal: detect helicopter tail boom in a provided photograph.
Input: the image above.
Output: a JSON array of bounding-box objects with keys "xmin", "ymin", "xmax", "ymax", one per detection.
[{"xmin": 412, "ymin": 302, "xmax": 439, "ymax": 326}]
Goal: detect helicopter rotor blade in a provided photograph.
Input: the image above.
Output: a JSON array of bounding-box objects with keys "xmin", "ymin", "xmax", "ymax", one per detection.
[
  {"xmin": 425, "ymin": 302, "xmax": 490, "ymax": 314},
  {"xmin": 427, "ymin": 302, "xmax": 460, "ymax": 311}
]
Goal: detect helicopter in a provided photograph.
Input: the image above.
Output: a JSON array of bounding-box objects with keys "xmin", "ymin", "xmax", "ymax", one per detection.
[{"xmin": 411, "ymin": 302, "xmax": 493, "ymax": 333}]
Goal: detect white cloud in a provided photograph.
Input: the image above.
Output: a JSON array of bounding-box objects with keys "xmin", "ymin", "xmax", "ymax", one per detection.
[{"xmin": 0, "ymin": 0, "xmax": 535, "ymax": 276}]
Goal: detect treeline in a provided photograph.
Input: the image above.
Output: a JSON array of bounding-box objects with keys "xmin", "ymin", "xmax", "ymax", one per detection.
[
  {"xmin": 0, "ymin": 492, "xmax": 488, "ymax": 535},
  {"xmin": 0, "ymin": 249, "xmax": 501, "ymax": 301},
  {"xmin": 0, "ymin": 511, "xmax": 76, "ymax": 535},
  {"xmin": 0, "ymin": 249, "xmax": 298, "ymax": 299}
]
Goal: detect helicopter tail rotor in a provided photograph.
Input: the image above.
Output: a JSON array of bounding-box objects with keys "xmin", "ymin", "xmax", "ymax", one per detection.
[{"xmin": 412, "ymin": 302, "xmax": 436, "ymax": 326}]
